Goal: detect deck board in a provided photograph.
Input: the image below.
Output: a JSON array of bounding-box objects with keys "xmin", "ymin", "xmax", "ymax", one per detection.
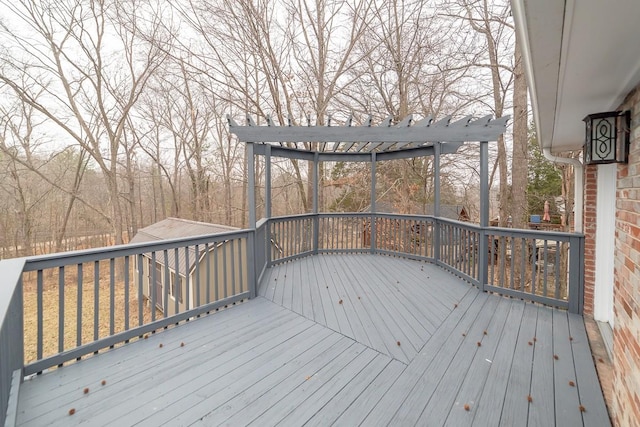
[
  {"xmin": 192, "ymin": 335, "xmax": 352, "ymax": 425},
  {"xmin": 15, "ymin": 254, "xmax": 610, "ymax": 427},
  {"xmin": 499, "ymin": 302, "xmax": 539, "ymax": 426},
  {"xmin": 344, "ymin": 255, "xmax": 426, "ymax": 357},
  {"xmin": 568, "ymin": 313, "xmax": 611, "ymax": 427},
  {"xmin": 261, "ymin": 254, "xmax": 463, "ymax": 363},
  {"xmin": 528, "ymin": 305, "xmax": 556, "ymax": 427},
  {"xmin": 363, "ymin": 289, "xmax": 486, "ymax": 426},
  {"xmin": 441, "ymin": 296, "xmax": 513, "ymax": 426},
  {"xmin": 553, "ymin": 308, "xmax": 583, "ymax": 426},
  {"xmin": 390, "ymin": 294, "xmax": 501, "ymax": 426},
  {"xmin": 470, "ymin": 299, "xmax": 525, "ymax": 426}
]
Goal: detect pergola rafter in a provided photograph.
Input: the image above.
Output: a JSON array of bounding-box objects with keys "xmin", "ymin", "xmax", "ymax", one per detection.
[
  {"xmin": 228, "ymin": 114, "xmax": 509, "ymax": 155},
  {"xmin": 229, "ymin": 113, "xmax": 509, "ymax": 288}
]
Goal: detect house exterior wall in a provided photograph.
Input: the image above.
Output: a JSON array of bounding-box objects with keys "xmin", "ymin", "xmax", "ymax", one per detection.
[
  {"xmin": 584, "ymin": 163, "xmax": 598, "ymax": 316},
  {"xmin": 611, "ymin": 85, "xmax": 640, "ymax": 426},
  {"xmin": 583, "ymin": 84, "xmax": 640, "ymax": 425}
]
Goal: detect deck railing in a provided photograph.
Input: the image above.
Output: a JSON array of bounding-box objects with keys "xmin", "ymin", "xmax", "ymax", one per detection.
[
  {"xmin": 267, "ymin": 213, "xmax": 583, "ymax": 314},
  {"xmin": 0, "ymin": 212, "xmax": 584, "ymax": 424}
]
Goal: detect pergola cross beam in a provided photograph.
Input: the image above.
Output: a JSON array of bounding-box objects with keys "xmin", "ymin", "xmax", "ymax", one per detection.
[{"xmin": 228, "ymin": 114, "xmax": 509, "ymax": 154}]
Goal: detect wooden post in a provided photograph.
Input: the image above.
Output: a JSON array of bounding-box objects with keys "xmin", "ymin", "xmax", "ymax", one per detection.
[
  {"xmin": 478, "ymin": 141, "xmax": 489, "ymax": 291},
  {"xmin": 434, "ymin": 142, "xmax": 441, "ymax": 263},
  {"xmin": 247, "ymin": 143, "xmax": 256, "ymax": 228},
  {"xmin": 370, "ymin": 152, "xmax": 377, "ymax": 254},
  {"xmin": 265, "ymin": 144, "xmax": 272, "ymax": 219},
  {"xmin": 313, "ymin": 152, "xmax": 319, "ymax": 254}
]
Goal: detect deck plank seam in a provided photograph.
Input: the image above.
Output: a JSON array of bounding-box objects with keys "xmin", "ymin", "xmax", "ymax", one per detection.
[{"xmin": 345, "ymin": 255, "xmax": 433, "ymax": 352}]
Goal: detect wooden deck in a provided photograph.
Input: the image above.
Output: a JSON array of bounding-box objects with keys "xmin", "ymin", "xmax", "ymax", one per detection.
[{"xmin": 14, "ymin": 254, "xmax": 610, "ymax": 426}]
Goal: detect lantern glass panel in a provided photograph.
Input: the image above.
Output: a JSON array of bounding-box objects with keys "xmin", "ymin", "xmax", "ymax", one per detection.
[{"xmin": 590, "ymin": 115, "xmax": 617, "ymax": 162}]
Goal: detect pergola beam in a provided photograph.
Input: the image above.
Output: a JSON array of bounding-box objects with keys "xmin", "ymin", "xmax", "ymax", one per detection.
[
  {"xmin": 228, "ymin": 115, "xmax": 510, "ymax": 151},
  {"xmin": 253, "ymin": 142, "xmax": 464, "ymax": 162}
]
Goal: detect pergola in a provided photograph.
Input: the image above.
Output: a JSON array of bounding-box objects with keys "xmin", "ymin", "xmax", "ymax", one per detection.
[
  {"xmin": 229, "ymin": 114, "xmax": 509, "ymax": 226},
  {"xmin": 230, "ymin": 113, "xmax": 509, "ymax": 286}
]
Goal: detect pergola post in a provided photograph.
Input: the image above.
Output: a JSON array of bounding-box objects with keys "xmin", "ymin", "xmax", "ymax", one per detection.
[
  {"xmin": 478, "ymin": 141, "xmax": 489, "ymax": 291},
  {"xmin": 312, "ymin": 152, "xmax": 319, "ymax": 254},
  {"xmin": 265, "ymin": 144, "xmax": 272, "ymax": 219},
  {"xmin": 434, "ymin": 142, "xmax": 441, "ymax": 263},
  {"xmin": 370, "ymin": 152, "xmax": 376, "ymax": 254},
  {"xmin": 246, "ymin": 142, "xmax": 257, "ymax": 298},
  {"xmin": 265, "ymin": 144, "xmax": 272, "ymax": 267},
  {"xmin": 247, "ymin": 142, "xmax": 256, "ymax": 228}
]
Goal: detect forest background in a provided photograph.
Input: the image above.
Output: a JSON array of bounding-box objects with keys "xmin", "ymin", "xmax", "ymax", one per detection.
[{"xmin": 0, "ymin": 0, "xmax": 577, "ymax": 258}]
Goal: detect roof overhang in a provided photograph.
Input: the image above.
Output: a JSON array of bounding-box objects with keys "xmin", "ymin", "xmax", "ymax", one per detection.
[{"xmin": 513, "ymin": 0, "xmax": 640, "ymax": 153}]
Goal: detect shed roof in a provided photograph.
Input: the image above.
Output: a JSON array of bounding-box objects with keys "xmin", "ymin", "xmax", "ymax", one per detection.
[
  {"xmin": 424, "ymin": 204, "xmax": 469, "ymax": 221},
  {"xmin": 131, "ymin": 218, "xmax": 239, "ymax": 275}
]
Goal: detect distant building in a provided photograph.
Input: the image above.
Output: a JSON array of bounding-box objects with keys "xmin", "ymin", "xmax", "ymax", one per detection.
[
  {"xmin": 424, "ymin": 205, "xmax": 470, "ymax": 222},
  {"xmin": 130, "ymin": 218, "xmax": 246, "ymax": 315},
  {"xmin": 365, "ymin": 202, "xmax": 470, "ymax": 222}
]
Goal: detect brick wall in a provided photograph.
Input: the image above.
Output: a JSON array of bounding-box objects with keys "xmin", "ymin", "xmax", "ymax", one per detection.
[
  {"xmin": 612, "ymin": 86, "xmax": 640, "ymax": 426},
  {"xmin": 583, "ymin": 164, "xmax": 598, "ymax": 315}
]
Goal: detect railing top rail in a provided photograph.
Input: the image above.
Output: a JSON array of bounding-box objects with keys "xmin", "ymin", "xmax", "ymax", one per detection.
[
  {"xmin": 371, "ymin": 212, "xmax": 436, "ymax": 220},
  {"xmin": 22, "ymin": 228, "xmax": 253, "ymax": 272},
  {"xmin": 318, "ymin": 212, "xmax": 374, "ymax": 218},
  {"xmin": 434, "ymin": 217, "xmax": 481, "ymax": 230},
  {"xmin": 269, "ymin": 213, "xmax": 318, "ymax": 222},
  {"xmin": 486, "ymin": 225, "xmax": 583, "ymax": 240}
]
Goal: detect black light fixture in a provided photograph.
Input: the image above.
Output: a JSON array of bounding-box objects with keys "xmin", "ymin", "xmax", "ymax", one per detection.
[{"xmin": 583, "ymin": 110, "xmax": 631, "ymax": 164}]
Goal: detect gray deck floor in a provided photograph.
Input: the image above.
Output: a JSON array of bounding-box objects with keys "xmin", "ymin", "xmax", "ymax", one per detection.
[{"xmin": 15, "ymin": 254, "xmax": 610, "ymax": 426}]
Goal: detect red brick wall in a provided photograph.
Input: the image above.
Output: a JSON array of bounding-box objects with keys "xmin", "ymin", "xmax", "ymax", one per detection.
[
  {"xmin": 612, "ymin": 86, "xmax": 640, "ymax": 426},
  {"xmin": 583, "ymin": 164, "xmax": 598, "ymax": 315}
]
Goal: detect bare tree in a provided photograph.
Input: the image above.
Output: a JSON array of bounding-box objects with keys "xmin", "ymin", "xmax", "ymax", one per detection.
[
  {"xmin": 441, "ymin": 0, "xmax": 515, "ymax": 225},
  {"xmin": 0, "ymin": 0, "xmax": 169, "ymax": 244}
]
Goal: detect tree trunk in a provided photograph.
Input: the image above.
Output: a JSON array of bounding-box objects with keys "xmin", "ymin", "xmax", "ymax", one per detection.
[{"xmin": 511, "ymin": 32, "xmax": 529, "ymax": 287}]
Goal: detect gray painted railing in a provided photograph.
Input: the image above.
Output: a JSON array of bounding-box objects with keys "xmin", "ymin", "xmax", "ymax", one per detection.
[
  {"xmin": 318, "ymin": 213, "xmax": 371, "ymax": 254},
  {"xmin": 0, "ymin": 212, "xmax": 584, "ymax": 425},
  {"xmin": 267, "ymin": 213, "xmax": 583, "ymax": 314},
  {"xmin": 13, "ymin": 229, "xmax": 253, "ymax": 380},
  {"xmin": 269, "ymin": 214, "xmax": 315, "ymax": 263}
]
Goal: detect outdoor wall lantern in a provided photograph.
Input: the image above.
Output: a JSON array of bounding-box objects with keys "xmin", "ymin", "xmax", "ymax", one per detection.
[{"xmin": 583, "ymin": 110, "xmax": 631, "ymax": 164}]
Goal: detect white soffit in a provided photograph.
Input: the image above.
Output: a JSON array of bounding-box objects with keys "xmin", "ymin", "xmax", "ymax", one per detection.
[{"xmin": 517, "ymin": 0, "xmax": 640, "ymax": 153}]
